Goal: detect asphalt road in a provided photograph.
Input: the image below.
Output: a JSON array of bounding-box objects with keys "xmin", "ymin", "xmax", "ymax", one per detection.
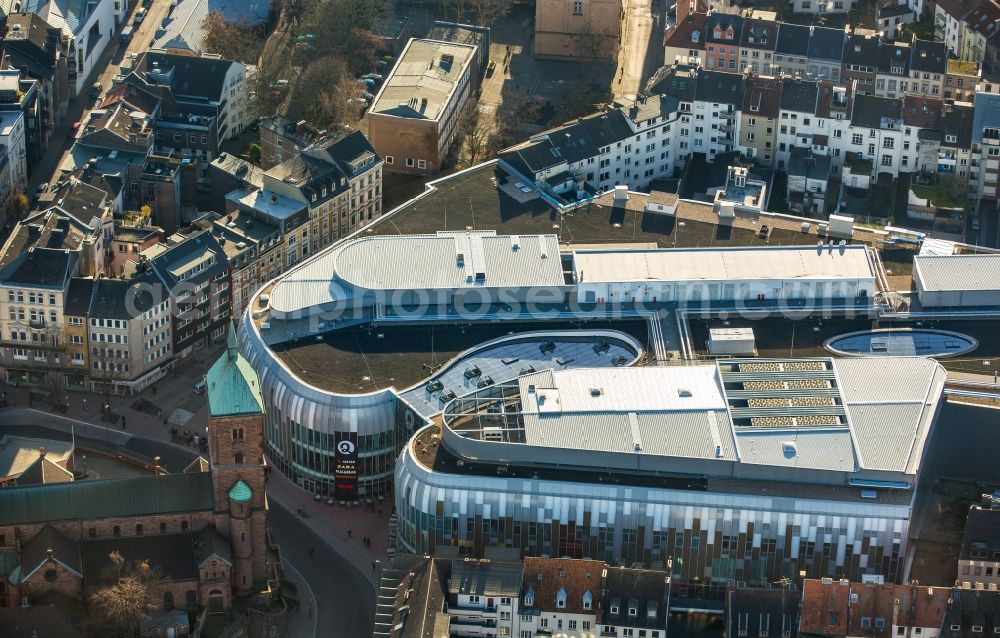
[{"xmin": 268, "ymin": 501, "xmax": 376, "ymax": 638}]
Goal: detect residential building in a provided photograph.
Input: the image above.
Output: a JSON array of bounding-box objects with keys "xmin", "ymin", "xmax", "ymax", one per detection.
[
  {"xmin": 261, "ymin": 132, "xmax": 382, "ymax": 260},
  {"xmin": 934, "ymin": 0, "xmax": 980, "ymax": 57},
  {"xmin": 787, "ymin": 147, "xmax": 832, "ymax": 214},
  {"xmin": 600, "ymin": 566, "xmax": 671, "ymax": 638},
  {"xmin": 879, "ymin": 3, "xmax": 918, "ymax": 39},
  {"xmin": 777, "ymin": 77, "xmax": 822, "ymax": 168},
  {"xmin": 448, "ymin": 559, "xmax": 521, "ymax": 638},
  {"xmin": 535, "ymin": 0, "xmax": 622, "ymax": 60},
  {"xmin": 0, "ymin": 248, "xmax": 77, "ymax": 386},
  {"xmin": 944, "ymin": 59, "xmax": 980, "ymax": 101},
  {"xmin": 129, "ymin": 50, "xmax": 251, "ymax": 146},
  {"xmin": 876, "ymin": 40, "xmax": 912, "ymax": 96},
  {"xmin": 793, "ymin": 0, "xmax": 857, "ymax": 14},
  {"xmin": 663, "ymin": 11, "xmax": 707, "ymax": 66},
  {"xmin": 75, "ymin": 97, "xmax": 154, "ymax": 155},
  {"xmin": 739, "ymin": 13, "xmax": 778, "ymax": 74},
  {"xmin": 62, "ymin": 276, "xmax": 91, "ymax": 387},
  {"xmin": 130, "ymin": 155, "xmax": 183, "ymax": 234},
  {"xmin": 774, "ymin": 23, "xmax": 811, "ymax": 77},
  {"xmin": 520, "ymin": 557, "xmax": 603, "ymax": 638},
  {"xmin": 986, "ymin": 30, "xmax": 1000, "ymax": 74},
  {"xmin": 705, "ymin": 11, "xmax": 744, "ymax": 73},
  {"xmin": 958, "ymin": 505, "xmax": 1000, "ymax": 586},
  {"xmin": 1, "ymin": 13, "xmax": 70, "ymax": 129},
  {"xmin": 942, "ymin": 588, "xmax": 1000, "ymax": 638},
  {"xmin": 108, "ymin": 223, "xmax": 162, "ymax": 277},
  {"xmin": 0, "ymin": 69, "xmax": 44, "ymax": 173},
  {"xmin": 807, "ymin": 26, "xmax": 847, "ymax": 80},
  {"xmin": 367, "ymin": 38, "xmax": 477, "ymax": 174},
  {"xmin": 910, "ymin": 38, "xmax": 949, "ymax": 97},
  {"xmin": 147, "ymin": 229, "xmax": 231, "ymax": 357},
  {"xmin": 799, "ymin": 579, "xmax": 950, "ymax": 638},
  {"xmin": 849, "ymin": 93, "xmax": 906, "ymax": 175},
  {"xmin": 939, "ymin": 101, "xmax": 975, "ymax": 181},
  {"xmin": 969, "ymin": 80, "xmax": 1000, "ymax": 204},
  {"xmin": 693, "ymin": 69, "xmax": 743, "ymax": 160},
  {"xmin": 87, "ymin": 273, "xmax": 172, "ymax": 395},
  {"xmin": 0, "ymin": 202, "xmax": 113, "ymax": 276},
  {"xmin": 725, "ymin": 587, "xmax": 799, "ymax": 638},
  {"xmin": 199, "ymin": 210, "xmax": 282, "ymax": 320},
  {"xmin": 0, "ymin": 108, "xmax": 26, "ymax": 219},
  {"xmin": 740, "ymin": 75, "xmax": 782, "ymax": 166},
  {"xmin": 0, "ymin": 336, "xmax": 281, "ymax": 618},
  {"xmin": 961, "ymin": 0, "xmax": 1000, "ymax": 64},
  {"xmin": 842, "ymin": 31, "xmax": 882, "ymax": 94}
]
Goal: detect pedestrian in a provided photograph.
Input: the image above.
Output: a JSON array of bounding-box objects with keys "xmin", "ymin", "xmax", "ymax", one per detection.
[
  {"xmin": 82, "ymin": 398, "xmax": 87, "ymax": 410},
  {"xmin": 347, "ymin": 529, "xmax": 352, "ymax": 539},
  {"xmin": 121, "ymin": 417, "xmax": 126, "ymax": 429},
  {"xmin": 372, "ymin": 561, "xmax": 377, "ymax": 572}
]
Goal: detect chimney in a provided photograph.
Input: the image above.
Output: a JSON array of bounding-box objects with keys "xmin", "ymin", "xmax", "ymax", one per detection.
[
  {"xmin": 38, "ymin": 447, "xmax": 45, "ymax": 458},
  {"xmin": 677, "ymin": 0, "xmax": 693, "ymax": 25}
]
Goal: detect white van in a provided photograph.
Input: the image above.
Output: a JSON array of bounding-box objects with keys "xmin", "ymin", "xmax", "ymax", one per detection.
[{"xmin": 192, "ymin": 379, "xmax": 206, "ymax": 394}]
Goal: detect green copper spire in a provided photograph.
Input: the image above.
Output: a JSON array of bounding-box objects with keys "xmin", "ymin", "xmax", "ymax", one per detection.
[{"xmin": 205, "ymin": 322, "xmax": 263, "ymax": 417}]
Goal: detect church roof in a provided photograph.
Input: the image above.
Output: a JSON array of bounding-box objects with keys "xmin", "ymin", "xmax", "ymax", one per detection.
[{"xmin": 206, "ymin": 322, "xmax": 263, "ymax": 417}]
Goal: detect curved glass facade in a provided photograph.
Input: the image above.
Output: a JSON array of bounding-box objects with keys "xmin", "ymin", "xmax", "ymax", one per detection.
[{"xmin": 396, "ymin": 427, "xmax": 914, "ymax": 593}]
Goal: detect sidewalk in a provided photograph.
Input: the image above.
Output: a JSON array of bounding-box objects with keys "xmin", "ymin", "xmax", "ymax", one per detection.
[{"xmin": 265, "ymin": 469, "xmax": 390, "ymax": 591}]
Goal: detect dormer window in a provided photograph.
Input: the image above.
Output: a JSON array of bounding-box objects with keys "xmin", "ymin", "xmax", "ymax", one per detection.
[
  {"xmin": 611, "ymin": 598, "xmax": 621, "ymax": 615},
  {"xmin": 692, "ymin": 31, "xmax": 700, "ymax": 43},
  {"xmin": 525, "ymin": 586, "xmax": 535, "ymax": 607},
  {"xmin": 556, "ymin": 588, "xmax": 567, "ymax": 609},
  {"xmin": 629, "ymin": 605, "xmax": 638, "ymax": 617},
  {"xmin": 583, "ymin": 591, "xmax": 593, "ymax": 610}
]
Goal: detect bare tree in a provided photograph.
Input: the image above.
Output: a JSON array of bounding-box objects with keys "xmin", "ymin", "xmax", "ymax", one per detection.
[
  {"xmin": 443, "ymin": 0, "xmax": 471, "ymax": 22},
  {"xmin": 85, "ymin": 552, "xmax": 160, "ymax": 638},
  {"xmin": 497, "ymin": 87, "xmax": 534, "ymax": 146},
  {"xmin": 457, "ymin": 101, "xmax": 497, "ymax": 165},
  {"xmin": 201, "ymin": 11, "xmax": 259, "ymax": 63},
  {"xmin": 470, "ymin": 0, "xmax": 512, "ymax": 26}
]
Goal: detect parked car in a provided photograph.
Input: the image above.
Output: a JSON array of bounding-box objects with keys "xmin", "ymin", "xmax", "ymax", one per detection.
[{"xmin": 34, "ymin": 183, "xmax": 49, "ymax": 200}]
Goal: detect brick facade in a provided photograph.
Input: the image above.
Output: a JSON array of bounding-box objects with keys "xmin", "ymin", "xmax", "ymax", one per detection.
[{"xmin": 20, "ymin": 556, "xmax": 82, "ymax": 600}]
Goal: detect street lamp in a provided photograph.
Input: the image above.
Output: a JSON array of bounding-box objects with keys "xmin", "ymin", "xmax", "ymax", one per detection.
[{"xmin": 81, "ymin": 454, "xmax": 86, "ymax": 477}]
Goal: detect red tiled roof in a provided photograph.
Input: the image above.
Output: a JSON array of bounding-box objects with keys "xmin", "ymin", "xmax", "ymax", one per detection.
[
  {"xmin": 742, "ymin": 75, "xmax": 783, "ymax": 118},
  {"xmin": 800, "ymin": 579, "xmax": 851, "ymax": 637},
  {"xmin": 903, "ymin": 95, "xmax": 944, "ymax": 129},
  {"xmin": 664, "ymin": 12, "xmax": 708, "ymax": 51},
  {"xmin": 521, "ymin": 557, "xmax": 604, "ymax": 615}
]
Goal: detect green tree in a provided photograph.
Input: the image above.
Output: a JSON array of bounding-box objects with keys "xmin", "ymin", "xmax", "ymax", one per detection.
[{"xmin": 246, "ymin": 143, "xmax": 262, "ymax": 163}]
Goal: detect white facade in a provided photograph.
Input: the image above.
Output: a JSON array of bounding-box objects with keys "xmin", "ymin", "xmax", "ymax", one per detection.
[
  {"xmin": 0, "ymin": 111, "xmax": 26, "ymax": 207},
  {"xmin": 66, "ymin": 0, "xmax": 117, "ymax": 95},
  {"xmin": 792, "ymin": 0, "xmax": 856, "ymax": 14}
]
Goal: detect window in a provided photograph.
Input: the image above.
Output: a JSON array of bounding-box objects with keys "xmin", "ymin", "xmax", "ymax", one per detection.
[
  {"xmin": 883, "ymin": 137, "xmax": 894, "ymax": 149},
  {"xmin": 113, "ymin": 525, "xmax": 121, "ymax": 537},
  {"xmin": 136, "ymin": 524, "xmax": 143, "ymax": 536},
  {"xmin": 417, "ymin": 159, "xmax": 427, "ymax": 169},
  {"xmin": 164, "ymin": 591, "xmax": 174, "ymax": 611},
  {"xmin": 569, "ymin": 621, "xmax": 578, "ymax": 630},
  {"xmin": 89, "ymin": 527, "xmax": 97, "ymax": 539},
  {"xmin": 181, "ymin": 520, "xmax": 189, "ymax": 532},
  {"xmin": 160, "ymin": 522, "xmax": 167, "ymax": 534},
  {"xmin": 881, "ymin": 154, "xmax": 892, "ymax": 166},
  {"xmin": 852, "ymin": 133, "xmax": 863, "ymax": 145},
  {"xmin": 406, "ymin": 158, "xmax": 414, "ymax": 167},
  {"xmin": 235, "ymin": 452, "xmax": 244, "ymax": 464},
  {"xmin": 385, "ymin": 156, "xmax": 393, "ymax": 164},
  {"xmin": 573, "ymin": 0, "xmax": 583, "ymax": 14}
]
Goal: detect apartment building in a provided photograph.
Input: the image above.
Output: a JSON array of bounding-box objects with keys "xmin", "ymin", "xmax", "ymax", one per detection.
[
  {"xmin": 62, "ymin": 277, "xmax": 92, "ymax": 389},
  {"xmin": 726, "ymin": 587, "xmax": 799, "ymax": 638},
  {"xmin": 147, "ymin": 230, "xmax": 231, "ymax": 358},
  {"xmin": 876, "ymin": 40, "xmax": 912, "ymax": 96},
  {"xmin": 0, "ymin": 248, "xmax": 77, "ymax": 386},
  {"xmin": 367, "ymin": 38, "xmax": 477, "ymax": 174},
  {"xmin": 705, "ymin": 12, "xmax": 744, "ymax": 73},
  {"xmin": 774, "ymin": 23, "xmax": 811, "ymax": 77},
  {"xmin": 87, "ymin": 273, "xmax": 172, "ymax": 394},
  {"xmin": 842, "ymin": 31, "xmax": 881, "ymax": 94},
  {"xmin": 799, "ymin": 579, "xmax": 950, "ymax": 638},
  {"xmin": 534, "ymin": 0, "xmax": 622, "ymax": 60},
  {"xmin": 0, "ymin": 108, "xmax": 25, "ymax": 219},
  {"xmin": 740, "ymin": 75, "xmax": 782, "ymax": 165},
  {"xmin": 807, "ymin": 26, "xmax": 847, "ymax": 81},
  {"xmin": 0, "ymin": 204, "xmax": 111, "ymax": 278},
  {"xmin": 909, "ymin": 39, "xmax": 949, "ymax": 97},
  {"xmin": 935, "ymin": 0, "xmax": 981, "ymax": 57},
  {"xmin": 739, "ymin": 14, "xmax": 778, "ymax": 74},
  {"xmin": 448, "ymin": 559, "xmax": 521, "ymax": 638},
  {"xmin": 958, "ymin": 505, "xmax": 1000, "ymax": 586},
  {"xmin": 663, "ymin": 12, "xmax": 707, "ymax": 66},
  {"xmin": 960, "ymin": 1, "xmax": 1000, "ymax": 64},
  {"xmin": 693, "ymin": 70, "xmax": 744, "ymax": 160},
  {"xmin": 599, "ymin": 567, "xmax": 671, "ymax": 638},
  {"xmin": 1, "ymin": 12, "xmax": 71, "ymax": 131},
  {"xmin": 520, "ymin": 558, "xmax": 603, "ymax": 638},
  {"xmin": 970, "ymin": 79, "xmax": 1000, "ymax": 204},
  {"xmin": 792, "ymin": 0, "xmax": 857, "ymax": 14},
  {"xmin": 944, "ymin": 59, "xmax": 980, "ymax": 101},
  {"xmin": 199, "ymin": 211, "xmax": 283, "ymax": 320}
]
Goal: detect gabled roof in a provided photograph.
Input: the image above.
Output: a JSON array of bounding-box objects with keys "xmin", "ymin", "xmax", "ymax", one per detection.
[
  {"xmin": 501, "ymin": 109, "xmax": 634, "ymax": 174},
  {"xmin": 183, "ymin": 456, "xmax": 210, "ymax": 473},
  {"xmin": 0, "ymin": 435, "xmax": 73, "ymax": 480},
  {"xmin": 101, "ymin": 82, "xmax": 163, "ymax": 116},
  {"xmin": 910, "ymin": 39, "xmax": 948, "ymax": 74},
  {"xmin": 903, "ymin": 95, "xmax": 943, "ymax": 129},
  {"xmin": 16, "ymin": 455, "xmax": 73, "ymax": 485},
  {"xmin": 521, "ymin": 557, "xmax": 603, "ymax": 614},
  {"xmin": 88, "ymin": 272, "xmax": 160, "ymax": 320},
  {"xmin": 80, "ymin": 533, "xmax": 200, "ymax": 586},
  {"xmin": 63, "ymin": 277, "xmax": 94, "ymax": 317},
  {"xmin": 776, "ymin": 23, "xmax": 811, "ymax": 56},
  {"xmin": 727, "ymin": 587, "xmax": 799, "ymax": 638},
  {"xmin": 942, "ymin": 102, "xmax": 974, "ymax": 148},
  {"xmin": 664, "ymin": 12, "xmax": 707, "ymax": 51},
  {"xmin": 808, "ymin": 26, "xmax": 846, "ymax": 62},
  {"xmin": 648, "ymin": 63, "xmax": 699, "ymax": 102},
  {"xmin": 780, "ymin": 77, "xmax": 819, "ymax": 114},
  {"xmin": 0, "ymin": 472, "xmax": 214, "ymax": 525},
  {"xmin": 149, "ymin": 229, "xmax": 229, "ymax": 289},
  {"xmin": 850, "ymin": 93, "xmax": 903, "ymax": 128},
  {"xmin": 705, "ymin": 11, "xmax": 743, "ymax": 44},
  {"xmin": 964, "ymin": 0, "xmax": 1000, "ymax": 37},
  {"xmin": 449, "ymin": 560, "xmax": 522, "ymax": 597},
  {"xmin": 302, "ymin": 130, "xmax": 381, "ymax": 179},
  {"xmin": 742, "ymin": 75, "xmax": 782, "ymax": 118},
  {"xmin": 137, "ymin": 50, "xmax": 241, "ymax": 104},
  {"xmin": 740, "ymin": 17, "xmax": 777, "ymax": 50},
  {"xmin": 695, "ymin": 69, "xmax": 744, "ymax": 105},
  {"xmin": 602, "ymin": 567, "xmax": 671, "ymax": 629},
  {"xmin": 0, "ymin": 247, "xmax": 77, "ymax": 288},
  {"xmin": 800, "ymin": 579, "xmax": 851, "ymax": 637},
  {"xmin": 206, "ymin": 324, "xmax": 264, "ymax": 417},
  {"xmin": 21, "ymin": 525, "xmax": 82, "ymax": 579},
  {"xmin": 878, "ymin": 41, "xmax": 911, "ymax": 74},
  {"xmin": 843, "ymin": 32, "xmax": 881, "ymax": 67},
  {"xmin": 193, "ymin": 525, "xmax": 232, "ymax": 567}
]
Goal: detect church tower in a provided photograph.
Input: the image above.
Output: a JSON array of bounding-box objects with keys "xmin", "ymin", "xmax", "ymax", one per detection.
[{"xmin": 206, "ymin": 323, "xmax": 267, "ymax": 596}]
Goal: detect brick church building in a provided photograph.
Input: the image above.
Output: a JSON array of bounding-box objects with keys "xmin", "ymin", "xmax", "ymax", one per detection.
[{"xmin": 0, "ymin": 325, "xmax": 278, "ymax": 621}]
